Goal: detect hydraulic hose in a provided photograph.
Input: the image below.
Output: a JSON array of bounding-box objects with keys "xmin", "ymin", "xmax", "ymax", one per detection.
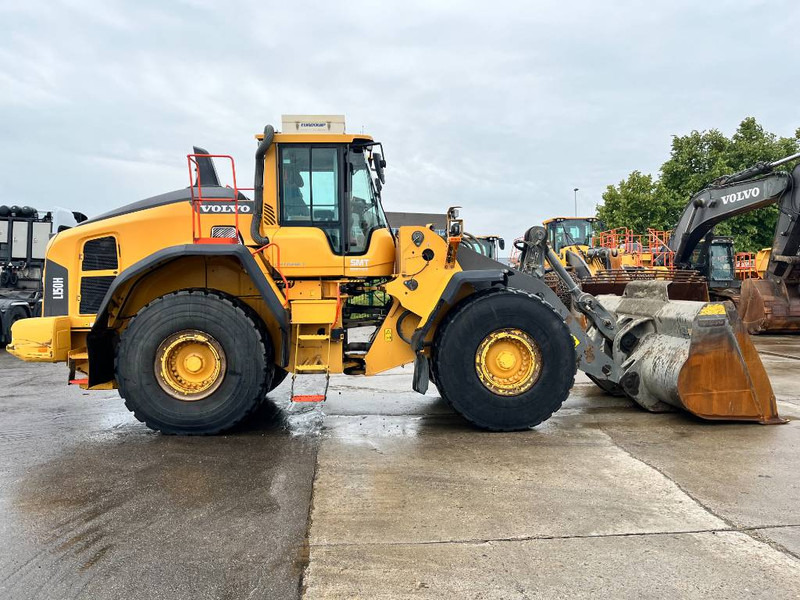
[{"xmin": 251, "ymin": 124, "xmax": 275, "ymax": 246}]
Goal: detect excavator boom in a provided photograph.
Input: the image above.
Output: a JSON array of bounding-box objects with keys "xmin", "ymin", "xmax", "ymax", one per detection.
[{"xmin": 670, "ymin": 152, "xmax": 800, "ymax": 333}]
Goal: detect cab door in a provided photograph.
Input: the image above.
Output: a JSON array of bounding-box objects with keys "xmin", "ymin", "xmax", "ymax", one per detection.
[
  {"xmin": 270, "ymin": 144, "xmax": 346, "ymax": 277},
  {"xmin": 342, "ymin": 146, "xmax": 395, "ymax": 277}
]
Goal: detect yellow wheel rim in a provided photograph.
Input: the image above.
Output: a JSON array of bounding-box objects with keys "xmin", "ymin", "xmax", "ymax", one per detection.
[
  {"xmin": 475, "ymin": 328, "xmax": 542, "ymax": 396},
  {"xmin": 154, "ymin": 329, "xmax": 226, "ymax": 401}
]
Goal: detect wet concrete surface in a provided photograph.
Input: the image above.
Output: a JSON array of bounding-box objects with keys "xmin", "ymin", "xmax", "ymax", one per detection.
[
  {"xmin": 307, "ymin": 531, "xmax": 800, "ymax": 599},
  {"xmin": 305, "ymin": 338, "xmax": 800, "ymax": 599},
  {"xmin": 1, "ymin": 335, "xmax": 800, "ymax": 598},
  {"xmin": 0, "ymin": 353, "xmax": 317, "ymax": 600}
]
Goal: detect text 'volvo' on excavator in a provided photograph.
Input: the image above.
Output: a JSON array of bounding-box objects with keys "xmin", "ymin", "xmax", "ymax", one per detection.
[{"xmin": 7, "ymin": 115, "xmax": 783, "ymax": 434}]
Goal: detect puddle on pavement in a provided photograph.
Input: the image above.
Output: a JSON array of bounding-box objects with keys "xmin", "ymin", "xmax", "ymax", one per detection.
[
  {"xmin": 3, "ymin": 402, "xmax": 318, "ymax": 596},
  {"xmin": 280, "ymin": 402, "xmax": 326, "ymax": 436}
]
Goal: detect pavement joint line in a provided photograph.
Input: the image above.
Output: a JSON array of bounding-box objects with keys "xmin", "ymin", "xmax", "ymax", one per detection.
[
  {"xmin": 308, "ymin": 524, "xmax": 800, "ymax": 549},
  {"xmin": 598, "ymin": 427, "xmax": 740, "ymax": 528},
  {"xmin": 298, "ymin": 438, "xmax": 322, "ymax": 599},
  {"xmin": 757, "ymin": 350, "xmax": 800, "ymax": 361},
  {"xmin": 748, "ymin": 527, "xmax": 800, "ymax": 562},
  {"xmin": 598, "ymin": 425, "xmax": 800, "ymax": 563}
]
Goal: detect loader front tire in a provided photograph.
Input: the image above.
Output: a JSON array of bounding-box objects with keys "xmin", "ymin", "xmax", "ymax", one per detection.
[
  {"xmin": 268, "ymin": 367, "xmax": 289, "ymax": 392},
  {"xmin": 116, "ymin": 290, "xmax": 273, "ymax": 434},
  {"xmin": 432, "ymin": 289, "xmax": 575, "ymax": 431}
]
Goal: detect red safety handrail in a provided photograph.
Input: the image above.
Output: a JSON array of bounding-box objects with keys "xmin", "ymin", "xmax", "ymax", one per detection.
[
  {"xmin": 647, "ymin": 229, "xmax": 675, "ymax": 268},
  {"xmin": 735, "ymin": 251, "xmax": 758, "ymax": 279},
  {"xmin": 187, "ymin": 153, "xmax": 241, "ymax": 244}
]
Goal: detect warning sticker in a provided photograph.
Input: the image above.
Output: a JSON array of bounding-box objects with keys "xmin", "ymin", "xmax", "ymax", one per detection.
[{"xmin": 699, "ymin": 304, "xmax": 726, "ymax": 316}]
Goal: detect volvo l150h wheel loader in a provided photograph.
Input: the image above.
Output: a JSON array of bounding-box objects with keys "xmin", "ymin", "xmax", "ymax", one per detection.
[{"xmin": 7, "ymin": 115, "xmax": 782, "ymax": 434}]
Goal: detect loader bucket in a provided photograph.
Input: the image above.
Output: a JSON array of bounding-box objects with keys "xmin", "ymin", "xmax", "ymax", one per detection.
[
  {"xmin": 581, "ymin": 268, "xmax": 709, "ymax": 302},
  {"xmin": 738, "ymin": 278, "xmax": 800, "ymax": 334},
  {"xmin": 596, "ymin": 280, "xmax": 783, "ymax": 424}
]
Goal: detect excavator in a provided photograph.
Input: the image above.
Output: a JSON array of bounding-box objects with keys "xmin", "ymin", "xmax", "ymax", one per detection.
[
  {"xmin": 6, "ymin": 115, "xmax": 782, "ymax": 434},
  {"xmin": 670, "ymin": 151, "xmax": 800, "ymax": 333},
  {"xmin": 540, "ymin": 149, "xmax": 800, "ymax": 316}
]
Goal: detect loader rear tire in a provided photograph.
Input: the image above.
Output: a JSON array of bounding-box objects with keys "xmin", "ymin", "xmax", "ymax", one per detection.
[
  {"xmin": 116, "ymin": 290, "xmax": 273, "ymax": 435},
  {"xmin": 2, "ymin": 305, "xmax": 28, "ymax": 346},
  {"xmin": 432, "ymin": 289, "xmax": 575, "ymax": 431}
]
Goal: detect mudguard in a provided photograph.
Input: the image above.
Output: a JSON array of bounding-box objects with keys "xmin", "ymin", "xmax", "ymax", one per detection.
[{"xmin": 87, "ymin": 244, "xmax": 290, "ymax": 387}]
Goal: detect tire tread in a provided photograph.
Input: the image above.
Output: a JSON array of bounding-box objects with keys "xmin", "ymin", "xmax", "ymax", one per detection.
[
  {"xmin": 432, "ymin": 287, "xmax": 576, "ymax": 431},
  {"xmin": 116, "ymin": 289, "xmax": 271, "ymax": 435}
]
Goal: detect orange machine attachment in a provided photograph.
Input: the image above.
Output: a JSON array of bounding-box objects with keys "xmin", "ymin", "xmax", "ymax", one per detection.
[
  {"xmin": 677, "ymin": 302, "xmax": 783, "ymax": 423},
  {"xmin": 739, "ymin": 278, "xmax": 800, "ymax": 334},
  {"xmin": 595, "ymin": 281, "xmax": 783, "ymax": 424}
]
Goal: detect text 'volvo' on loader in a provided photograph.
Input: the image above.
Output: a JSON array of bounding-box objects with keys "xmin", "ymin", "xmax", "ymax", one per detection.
[{"xmin": 7, "ymin": 115, "xmax": 783, "ymax": 434}]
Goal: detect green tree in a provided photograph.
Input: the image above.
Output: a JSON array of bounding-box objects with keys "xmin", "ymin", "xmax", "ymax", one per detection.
[
  {"xmin": 597, "ymin": 171, "xmax": 672, "ymax": 233},
  {"xmin": 598, "ymin": 118, "xmax": 800, "ymax": 251}
]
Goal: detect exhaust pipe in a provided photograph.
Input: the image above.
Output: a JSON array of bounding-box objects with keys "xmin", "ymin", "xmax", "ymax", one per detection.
[{"xmin": 251, "ymin": 124, "xmax": 275, "ymax": 246}]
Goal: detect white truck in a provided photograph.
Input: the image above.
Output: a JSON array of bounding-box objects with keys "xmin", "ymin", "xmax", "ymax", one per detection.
[{"xmin": 0, "ymin": 205, "xmax": 86, "ymax": 344}]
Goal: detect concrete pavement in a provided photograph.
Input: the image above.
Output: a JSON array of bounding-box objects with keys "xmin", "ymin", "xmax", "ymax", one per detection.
[
  {"xmin": 1, "ymin": 336, "xmax": 799, "ymax": 598},
  {"xmin": 0, "ymin": 354, "xmax": 317, "ymax": 600}
]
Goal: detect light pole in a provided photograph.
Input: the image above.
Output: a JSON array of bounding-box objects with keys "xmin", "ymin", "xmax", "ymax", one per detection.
[{"xmin": 573, "ymin": 188, "xmax": 579, "ymax": 217}]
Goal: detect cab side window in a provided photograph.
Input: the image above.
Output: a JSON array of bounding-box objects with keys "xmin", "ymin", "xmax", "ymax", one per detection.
[
  {"xmin": 347, "ymin": 149, "xmax": 388, "ymax": 254},
  {"xmin": 280, "ymin": 146, "xmax": 341, "ymax": 253}
]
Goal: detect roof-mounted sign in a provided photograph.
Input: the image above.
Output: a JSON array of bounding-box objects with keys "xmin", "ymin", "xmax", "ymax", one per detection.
[{"xmin": 281, "ymin": 114, "xmax": 346, "ymax": 134}]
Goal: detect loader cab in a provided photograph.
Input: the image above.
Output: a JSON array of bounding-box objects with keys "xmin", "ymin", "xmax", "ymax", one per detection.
[
  {"xmin": 264, "ymin": 116, "xmax": 395, "ymax": 278},
  {"xmin": 474, "ymin": 235, "xmax": 505, "ymax": 261},
  {"xmin": 544, "ymin": 217, "xmax": 601, "ymax": 254}
]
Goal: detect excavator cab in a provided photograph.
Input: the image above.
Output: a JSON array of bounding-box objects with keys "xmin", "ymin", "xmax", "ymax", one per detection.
[{"xmin": 689, "ymin": 236, "xmax": 738, "ymax": 293}]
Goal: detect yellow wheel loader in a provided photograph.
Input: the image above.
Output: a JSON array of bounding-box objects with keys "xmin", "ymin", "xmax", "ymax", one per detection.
[
  {"xmin": 542, "ymin": 216, "xmax": 615, "ymax": 277},
  {"xmin": 536, "ymin": 218, "xmax": 709, "ymax": 301},
  {"xmin": 7, "ymin": 116, "xmax": 783, "ymax": 434}
]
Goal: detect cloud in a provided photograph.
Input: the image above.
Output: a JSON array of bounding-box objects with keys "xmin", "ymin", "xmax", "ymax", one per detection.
[{"xmin": 0, "ymin": 0, "xmax": 798, "ymax": 248}]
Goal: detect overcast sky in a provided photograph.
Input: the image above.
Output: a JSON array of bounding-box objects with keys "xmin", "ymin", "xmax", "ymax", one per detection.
[{"xmin": 1, "ymin": 0, "xmax": 798, "ymax": 249}]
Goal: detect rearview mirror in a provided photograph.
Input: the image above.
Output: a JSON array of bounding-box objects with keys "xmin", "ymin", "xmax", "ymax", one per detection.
[
  {"xmin": 499, "ymin": 238, "xmax": 505, "ymax": 251},
  {"xmin": 372, "ymin": 152, "xmax": 386, "ymax": 184}
]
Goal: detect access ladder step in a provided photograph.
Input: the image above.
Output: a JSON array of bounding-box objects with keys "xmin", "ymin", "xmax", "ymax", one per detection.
[
  {"xmin": 292, "ymin": 394, "xmax": 326, "ymax": 403},
  {"xmin": 298, "ymin": 334, "xmax": 330, "ymax": 341},
  {"xmin": 290, "ymin": 372, "xmax": 330, "ymax": 404},
  {"xmin": 294, "ymin": 363, "xmax": 329, "ymax": 372}
]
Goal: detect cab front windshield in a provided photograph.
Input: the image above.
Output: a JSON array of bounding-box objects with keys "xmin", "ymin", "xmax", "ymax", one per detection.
[
  {"xmin": 348, "ymin": 148, "xmax": 388, "ymax": 254},
  {"xmin": 710, "ymin": 242, "xmax": 734, "ymax": 281},
  {"xmin": 547, "ymin": 219, "xmax": 597, "ymax": 253}
]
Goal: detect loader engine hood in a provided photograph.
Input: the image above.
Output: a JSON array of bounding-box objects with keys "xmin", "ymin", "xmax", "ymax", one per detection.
[{"xmin": 79, "ymin": 186, "xmax": 252, "ymax": 226}]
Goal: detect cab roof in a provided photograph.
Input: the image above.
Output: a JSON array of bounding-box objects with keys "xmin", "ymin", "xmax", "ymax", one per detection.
[
  {"xmin": 543, "ymin": 216, "xmax": 599, "ymax": 224},
  {"xmin": 255, "ymin": 115, "xmax": 374, "ymax": 145},
  {"xmin": 255, "ymin": 132, "xmax": 374, "ymax": 144}
]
